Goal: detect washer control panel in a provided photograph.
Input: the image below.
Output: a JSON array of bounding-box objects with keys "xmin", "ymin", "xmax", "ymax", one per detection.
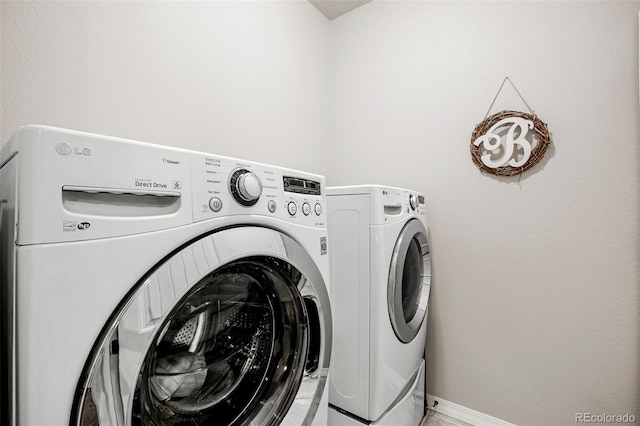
[{"xmin": 191, "ymin": 153, "xmax": 325, "ymax": 227}]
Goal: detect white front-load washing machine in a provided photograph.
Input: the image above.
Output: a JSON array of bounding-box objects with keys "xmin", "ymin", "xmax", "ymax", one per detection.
[
  {"xmin": 326, "ymin": 185, "xmax": 431, "ymax": 426},
  {"xmin": 0, "ymin": 125, "xmax": 332, "ymax": 426}
]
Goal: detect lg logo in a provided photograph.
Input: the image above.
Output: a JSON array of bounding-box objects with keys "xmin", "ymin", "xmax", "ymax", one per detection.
[{"xmin": 55, "ymin": 142, "xmax": 92, "ymax": 156}]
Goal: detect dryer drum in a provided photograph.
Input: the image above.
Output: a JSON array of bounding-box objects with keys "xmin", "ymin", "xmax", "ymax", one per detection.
[{"xmin": 401, "ymin": 238, "xmax": 423, "ymax": 323}]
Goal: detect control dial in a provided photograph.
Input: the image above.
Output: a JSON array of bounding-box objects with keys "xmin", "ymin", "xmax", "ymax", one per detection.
[
  {"xmin": 230, "ymin": 169, "xmax": 262, "ymax": 206},
  {"xmin": 409, "ymin": 194, "xmax": 418, "ymax": 211}
]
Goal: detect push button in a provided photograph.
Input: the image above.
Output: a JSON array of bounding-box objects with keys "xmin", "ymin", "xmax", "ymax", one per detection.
[
  {"xmin": 209, "ymin": 197, "xmax": 223, "ymax": 212},
  {"xmin": 287, "ymin": 201, "xmax": 297, "ymax": 216},
  {"xmin": 268, "ymin": 200, "xmax": 277, "ymax": 213}
]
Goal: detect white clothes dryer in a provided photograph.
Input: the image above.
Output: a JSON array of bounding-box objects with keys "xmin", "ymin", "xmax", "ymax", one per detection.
[
  {"xmin": 0, "ymin": 126, "xmax": 332, "ymax": 426},
  {"xmin": 326, "ymin": 185, "xmax": 431, "ymax": 426}
]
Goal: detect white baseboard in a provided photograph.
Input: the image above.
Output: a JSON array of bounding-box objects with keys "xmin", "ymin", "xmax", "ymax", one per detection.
[{"xmin": 426, "ymin": 395, "xmax": 516, "ymax": 426}]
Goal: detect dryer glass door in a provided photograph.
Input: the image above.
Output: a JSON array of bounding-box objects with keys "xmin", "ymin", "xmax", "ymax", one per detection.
[
  {"xmin": 72, "ymin": 227, "xmax": 331, "ymax": 426},
  {"xmin": 387, "ymin": 219, "xmax": 431, "ymax": 343}
]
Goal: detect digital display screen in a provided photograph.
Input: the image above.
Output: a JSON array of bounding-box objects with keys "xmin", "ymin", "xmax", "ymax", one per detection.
[{"xmin": 283, "ymin": 176, "xmax": 321, "ymax": 195}]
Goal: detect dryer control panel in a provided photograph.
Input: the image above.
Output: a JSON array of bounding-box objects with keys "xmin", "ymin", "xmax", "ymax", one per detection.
[
  {"xmin": 370, "ymin": 186, "xmax": 427, "ymax": 226},
  {"xmin": 326, "ymin": 185, "xmax": 427, "ymax": 228},
  {"xmin": 190, "ymin": 153, "xmax": 326, "ymax": 228}
]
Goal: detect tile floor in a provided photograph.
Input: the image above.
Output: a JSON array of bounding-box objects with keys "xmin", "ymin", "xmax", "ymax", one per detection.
[{"xmin": 421, "ymin": 410, "xmax": 473, "ymax": 426}]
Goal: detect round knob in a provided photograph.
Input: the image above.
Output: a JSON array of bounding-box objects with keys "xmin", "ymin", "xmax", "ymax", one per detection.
[
  {"xmin": 409, "ymin": 194, "xmax": 418, "ymax": 211},
  {"xmin": 230, "ymin": 169, "xmax": 262, "ymax": 206},
  {"xmin": 237, "ymin": 172, "xmax": 262, "ymax": 202}
]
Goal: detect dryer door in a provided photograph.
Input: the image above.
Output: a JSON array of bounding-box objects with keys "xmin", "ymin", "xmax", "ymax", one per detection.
[
  {"xmin": 72, "ymin": 226, "xmax": 331, "ymax": 426},
  {"xmin": 387, "ymin": 219, "xmax": 431, "ymax": 343}
]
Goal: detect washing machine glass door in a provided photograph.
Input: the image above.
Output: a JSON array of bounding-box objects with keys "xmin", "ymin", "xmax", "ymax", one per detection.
[
  {"xmin": 387, "ymin": 218, "xmax": 431, "ymax": 343},
  {"xmin": 72, "ymin": 226, "xmax": 331, "ymax": 426}
]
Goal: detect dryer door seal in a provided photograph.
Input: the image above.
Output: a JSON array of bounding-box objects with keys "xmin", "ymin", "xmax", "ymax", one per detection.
[
  {"xmin": 387, "ymin": 219, "xmax": 431, "ymax": 343},
  {"xmin": 72, "ymin": 226, "xmax": 331, "ymax": 426}
]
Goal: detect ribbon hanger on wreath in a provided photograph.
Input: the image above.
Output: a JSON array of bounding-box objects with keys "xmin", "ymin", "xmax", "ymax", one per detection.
[{"xmin": 470, "ymin": 77, "xmax": 551, "ymax": 177}]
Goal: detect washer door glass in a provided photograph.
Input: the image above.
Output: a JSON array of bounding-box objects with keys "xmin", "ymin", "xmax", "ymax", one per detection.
[
  {"xmin": 387, "ymin": 219, "xmax": 431, "ymax": 343},
  {"xmin": 134, "ymin": 259, "xmax": 305, "ymax": 425},
  {"xmin": 72, "ymin": 227, "xmax": 331, "ymax": 426}
]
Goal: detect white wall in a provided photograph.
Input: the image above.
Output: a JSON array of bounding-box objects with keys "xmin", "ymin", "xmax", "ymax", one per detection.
[
  {"xmin": 0, "ymin": 0, "xmax": 330, "ymax": 175},
  {"xmin": 329, "ymin": 1, "xmax": 640, "ymax": 425}
]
